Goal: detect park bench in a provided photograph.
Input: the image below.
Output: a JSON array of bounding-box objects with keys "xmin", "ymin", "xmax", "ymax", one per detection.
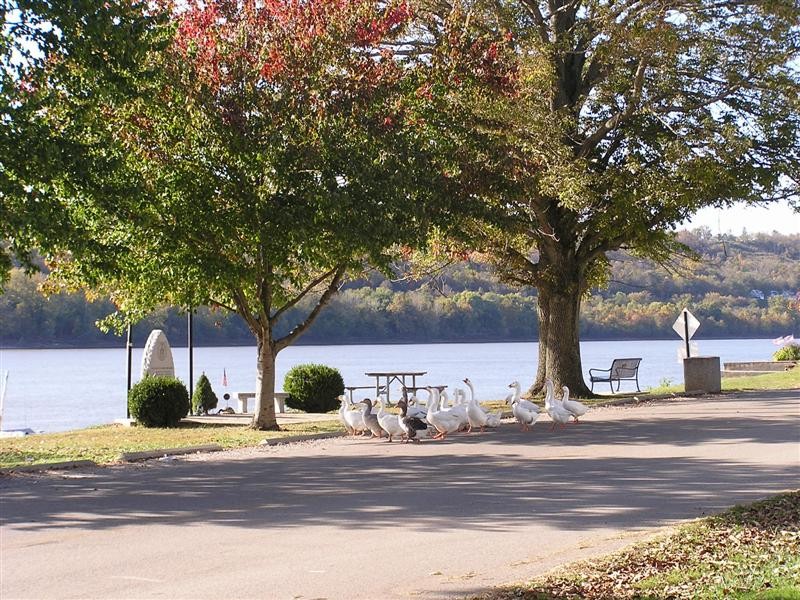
[{"xmin": 589, "ymin": 358, "xmax": 642, "ymax": 393}]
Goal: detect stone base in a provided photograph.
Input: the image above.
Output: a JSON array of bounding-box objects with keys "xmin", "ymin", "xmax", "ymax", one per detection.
[{"xmin": 684, "ymin": 356, "xmax": 721, "ymax": 393}]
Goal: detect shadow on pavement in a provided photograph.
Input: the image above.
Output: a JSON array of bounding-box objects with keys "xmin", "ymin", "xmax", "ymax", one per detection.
[{"xmin": 2, "ymin": 395, "xmax": 798, "ymax": 536}]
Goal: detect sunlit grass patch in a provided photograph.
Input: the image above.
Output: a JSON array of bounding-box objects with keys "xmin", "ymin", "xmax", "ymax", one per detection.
[{"xmin": 0, "ymin": 420, "xmax": 345, "ymax": 468}]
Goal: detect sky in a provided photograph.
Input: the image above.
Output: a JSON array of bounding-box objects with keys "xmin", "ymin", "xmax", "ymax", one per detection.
[{"xmin": 682, "ymin": 200, "xmax": 800, "ymax": 235}]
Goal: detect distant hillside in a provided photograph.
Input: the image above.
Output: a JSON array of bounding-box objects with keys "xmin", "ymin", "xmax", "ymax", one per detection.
[{"xmin": 1, "ymin": 229, "xmax": 798, "ymax": 347}]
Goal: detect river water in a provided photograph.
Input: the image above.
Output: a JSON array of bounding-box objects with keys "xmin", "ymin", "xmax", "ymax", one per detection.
[{"xmin": 0, "ymin": 338, "xmax": 777, "ymax": 432}]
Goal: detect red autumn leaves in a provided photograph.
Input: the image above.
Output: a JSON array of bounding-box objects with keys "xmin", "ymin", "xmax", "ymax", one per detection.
[{"xmin": 159, "ymin": 0, "xmax": 414, "ymax": 90}]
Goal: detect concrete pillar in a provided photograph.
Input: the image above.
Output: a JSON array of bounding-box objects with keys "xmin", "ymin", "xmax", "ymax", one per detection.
[{"xmin": 683, "ymin": 356, "xmax": 721, "ymax": 393}]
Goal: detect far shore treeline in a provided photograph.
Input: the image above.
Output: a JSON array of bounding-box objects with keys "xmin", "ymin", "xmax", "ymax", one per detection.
[{"xmin": 2, "ymin": 229, "xmax": 798, "ymax": 349}]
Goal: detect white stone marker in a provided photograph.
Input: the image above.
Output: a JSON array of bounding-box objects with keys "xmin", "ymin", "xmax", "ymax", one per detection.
[{"xmin": 141, "ymin": 329, "xmax": 175, "ymax": 378}]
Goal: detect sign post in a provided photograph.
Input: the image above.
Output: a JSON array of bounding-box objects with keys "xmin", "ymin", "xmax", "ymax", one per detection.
[
  {"xmin": 672, "ymin": 309, "xmax": 721, "ymax": 393},
  {"xmin": 672, "ymin": 309, "xmax": 700, "ymax": 358}
]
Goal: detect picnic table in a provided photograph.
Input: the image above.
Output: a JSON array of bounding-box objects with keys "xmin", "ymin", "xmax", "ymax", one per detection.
[{"xmin": 364, "ymin": 371, "xmax": 427, "ymax": 405}]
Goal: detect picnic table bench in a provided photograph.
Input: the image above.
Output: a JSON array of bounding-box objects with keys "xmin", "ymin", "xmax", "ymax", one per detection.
[
  {"xmin": 589, "ymin": 358, "xmax": 642, "ymax": 393},
  {"xmin": 236, "ymin": 392, "xmax": 288, "ymax": 414}
]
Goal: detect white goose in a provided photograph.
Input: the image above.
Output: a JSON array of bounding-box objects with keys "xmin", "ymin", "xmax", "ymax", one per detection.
[
  {"xmin": 507, "ymin": 381, "xmax": 540, "ymax": 414},
  {"xmin": 406, "ymin": 390, "xmax": 428, "ymax": 420},
  {"xmin": 426, "ymin": 387, "xmax": 462, "ymax": 440},
  {"xmin": 463, "ymin": 378, "xmax": 502, "ymax": 432},
  {"xmin": 544, "ymin": 378, "xmax": 572, "ymax": 431},
  {"xmin": 375, "ymin": 398, "xmax": 405, "ymax": 441},
  {"xmin": 511, "ymin": 396, "xmax": 539, "ymax": 431},
  {"xmin": 434, "ymin": 389, "xmax": 467, "ymax": 430},
  {"xmin": 340, "ymin": 396, "xmax": 365, "ymax": 436},
  {"xmin": 338, "ymin": 396, "xmax": 355, "ymax": 435},
  {"xmin": 560, "ymin": 386, "xmax": 588, "ymax": 422}
]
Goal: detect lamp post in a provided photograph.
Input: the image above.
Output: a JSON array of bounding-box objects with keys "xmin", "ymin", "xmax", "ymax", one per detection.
[
  {"xmin": 126, "ymin": 323, "xmax": 133, "ymax": 419},
  {"xmin": 188, "ymin": 309, "xmax": 194, "ymax": 399}
]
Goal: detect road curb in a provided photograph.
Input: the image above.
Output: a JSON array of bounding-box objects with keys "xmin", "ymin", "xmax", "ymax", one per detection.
[
  {"xmin": 260, "ymin": 431, "xmax": 347, "ymax": 446},
  {"xmin": 1, "ymin": 459, "xmax": 98, "ymax": 474},
  {"xmin": 120, "ymin": 444, "xmax": 224, "ymax": 462}
]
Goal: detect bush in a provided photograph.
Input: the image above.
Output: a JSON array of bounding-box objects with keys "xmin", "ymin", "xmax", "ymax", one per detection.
[
  {"xmin": 283, "ymin": 364, "xmax": 344, "ymax": 413},
  {"xmin": 773, "ymin": 344, "xmax": 800, "ymax": 361},
  {"xmin": 192, "ymin": 373, "xmax": 218, "ymax": 415},
  {"xmin": 128, "ymin": 376, "xmax": 190, "ymax": 427}
]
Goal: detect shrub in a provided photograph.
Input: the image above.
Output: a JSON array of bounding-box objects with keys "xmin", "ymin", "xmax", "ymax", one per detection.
[
  {"xmin": 192, "ymin": 373, "xmax": 218, "ymax": 415},
  {"xmin": 773, "ymin": 344, "xmax": 800, "ymax": 361},
  {"xmin": 283, "ymin": 364, "xmax": 344, "ymax": 413},
  {"xmin": 128, "ymin": 376, "xmax": 190, "ymax": 427}
]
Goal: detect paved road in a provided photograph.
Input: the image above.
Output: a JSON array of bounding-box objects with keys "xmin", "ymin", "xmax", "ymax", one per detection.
[{"xmin": 2, "ymin": 390, "xmax": 799, "ymax": 599}]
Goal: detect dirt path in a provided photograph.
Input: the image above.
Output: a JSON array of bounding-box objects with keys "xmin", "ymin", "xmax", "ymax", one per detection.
[{"xmin": 2, "ymin": 390, "xmax": 798, "ymax": 599}]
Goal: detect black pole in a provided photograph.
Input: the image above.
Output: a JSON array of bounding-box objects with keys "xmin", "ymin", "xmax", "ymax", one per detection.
[
  {"xmin": 684, "ymin": 311, "xmax": 690, "ymax": 358},
  {"xmin": 126, "ymin": 324, "xmax": 133, "ymax": 419},
  {"xmin": 188, "ymin": 309, "xmax": 194, "ymax": 399}
]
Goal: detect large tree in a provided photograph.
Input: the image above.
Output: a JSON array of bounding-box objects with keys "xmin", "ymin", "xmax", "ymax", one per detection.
[
  {"xmin": 433, "ymin": 0, "xmax": 800, "ymax": 395},
  {"xmin": 3, "ymin": 0, "xmax": 476, "ymax": 428}
]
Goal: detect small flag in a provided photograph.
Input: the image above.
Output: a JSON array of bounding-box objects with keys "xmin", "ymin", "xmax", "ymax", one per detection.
[{"xmin": 222, "ymin": 368, "xmax": 228, "ymax": 387}]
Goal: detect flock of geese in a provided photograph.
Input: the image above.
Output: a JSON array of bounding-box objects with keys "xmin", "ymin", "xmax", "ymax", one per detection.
[{"xmin": 338, "ymin": 377, "xmax": 589, "ymax": 443}]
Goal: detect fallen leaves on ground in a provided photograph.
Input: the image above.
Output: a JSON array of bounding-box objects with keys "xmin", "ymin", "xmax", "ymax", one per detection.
[{"xmin": 477, "ymin": 491, "xmax": 800, "ymax": 600}]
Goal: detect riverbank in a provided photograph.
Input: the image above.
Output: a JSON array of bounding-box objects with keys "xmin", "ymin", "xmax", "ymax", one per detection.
[{"xmin": 1, "ymin": 339, "xmax": 788, "ymax": 433}]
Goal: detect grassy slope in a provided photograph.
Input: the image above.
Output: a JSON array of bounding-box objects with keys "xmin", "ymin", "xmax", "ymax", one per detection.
[
  {"xmin": 477, "ymin": 492, "xmax": 800, "ymax": 600},
  {"xmin": 0, "ymin": 420, "xmax": 343, "ymax": 468}
]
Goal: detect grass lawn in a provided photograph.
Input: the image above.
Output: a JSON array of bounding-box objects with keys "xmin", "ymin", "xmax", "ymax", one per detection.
[
  {"xmin": 0, "ymin": 420, "xmax": 344, "ymax": 468},
  {"xmin": 643, "ymin": 366, "xmax": 799, "ymax": 396},
  {"xmin": 477, "ymin": 491, "xmax": 800, "ymax": 600}
]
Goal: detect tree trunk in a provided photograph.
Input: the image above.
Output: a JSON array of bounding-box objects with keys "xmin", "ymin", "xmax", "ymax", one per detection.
[
  {"xmin": 251, "ymin": 336, "xmax": 279, "ymax": 430},
  {"xmin": 528, "ymin": 298, "xmax": 549, "ymax": 396},
  {"xmin": 528, "ymin": 283, "xmax": 593, "ymax": 397},
  {"xmin": 526, "ymin": 238, "xmax": 594, "ymax": 398}
]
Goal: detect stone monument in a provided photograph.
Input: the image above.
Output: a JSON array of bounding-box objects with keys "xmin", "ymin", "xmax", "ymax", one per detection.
[{"xmin": 141, "ymin": 329, "xmax": 175, "ymax": 378}]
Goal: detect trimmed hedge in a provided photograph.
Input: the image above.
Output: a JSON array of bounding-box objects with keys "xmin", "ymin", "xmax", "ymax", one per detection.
[
  {"xmin": 192, "ymin": 373, "xmax": 218, "ymax": 415},
  {"xmin": 128, "ymin": 376, "xmax": 190, "ymax": 428},
  {"xmin": 283, "ymin": 364, "xmax": 344, "ymax": 413}
]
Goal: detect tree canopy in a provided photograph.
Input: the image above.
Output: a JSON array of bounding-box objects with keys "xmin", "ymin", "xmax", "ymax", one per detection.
[
  {"xmin": 3, "ymin": 0, "xmax": 798, "ymax": 406},
  {"xmin": 440, "ymin": 0, "xmax": 800, "ymax": 394},
  {"xmin": 1, "ymin": 0, "xmax": 481, "ymax": 427}
]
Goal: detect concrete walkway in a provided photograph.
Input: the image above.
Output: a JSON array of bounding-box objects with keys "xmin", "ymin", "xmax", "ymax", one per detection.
[{"xmin": 1, "ymin": 390, "xmax": 798, "ymax": 599}]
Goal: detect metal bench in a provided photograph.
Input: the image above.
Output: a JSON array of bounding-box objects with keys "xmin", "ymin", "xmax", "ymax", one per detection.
[{"xmin": 589, "ymin": 358, "xmax": 642, "ymax": 392}]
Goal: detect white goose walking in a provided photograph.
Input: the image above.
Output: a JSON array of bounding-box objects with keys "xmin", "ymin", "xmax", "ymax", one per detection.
[
  {"xmin": 463, "ymin": 378, "xmax": 502, "ymax": 432},
  {"xmin": 426, "ymin": 387, "xmax": 462, "ymax": 440},
  {"xmin": 506, "ymin": 381, "xmax": 540, "ymax": 414},
  {"xmin": 375, "ymin": 398, "xmax": 405, "ymax": 442},
  {"xmin": 544, "ymin": 379, "xmax": 572, "ymax": 431},
  {"xmin": 560, "ymin": 386, "xmax": 588, "ymax": 422}
]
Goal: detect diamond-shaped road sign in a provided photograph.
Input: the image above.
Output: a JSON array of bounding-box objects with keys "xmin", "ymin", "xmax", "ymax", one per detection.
[{"xmin": 673, "ymin": 308, "xmax": 700, "ymax": 340}]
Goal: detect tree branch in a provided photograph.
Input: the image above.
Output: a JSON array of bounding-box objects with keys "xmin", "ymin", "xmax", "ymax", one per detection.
[
  {"xmin": 270, "ymin": 265, "xmax": 343, "ymax": 324},
  {"xmin": 232, "ymin": 287, "xmax": 260, "ymax": 334},
  {"xmin": 578, "ymin": 57, "xmax": 646, "ymax": 157},
  {"xmin": 518, "ymin": 0, "xmax": 551, "ymax": 44},
  {"xmin": 274, "ymin": 264, "xmax": 347, "ymax": 352}
]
